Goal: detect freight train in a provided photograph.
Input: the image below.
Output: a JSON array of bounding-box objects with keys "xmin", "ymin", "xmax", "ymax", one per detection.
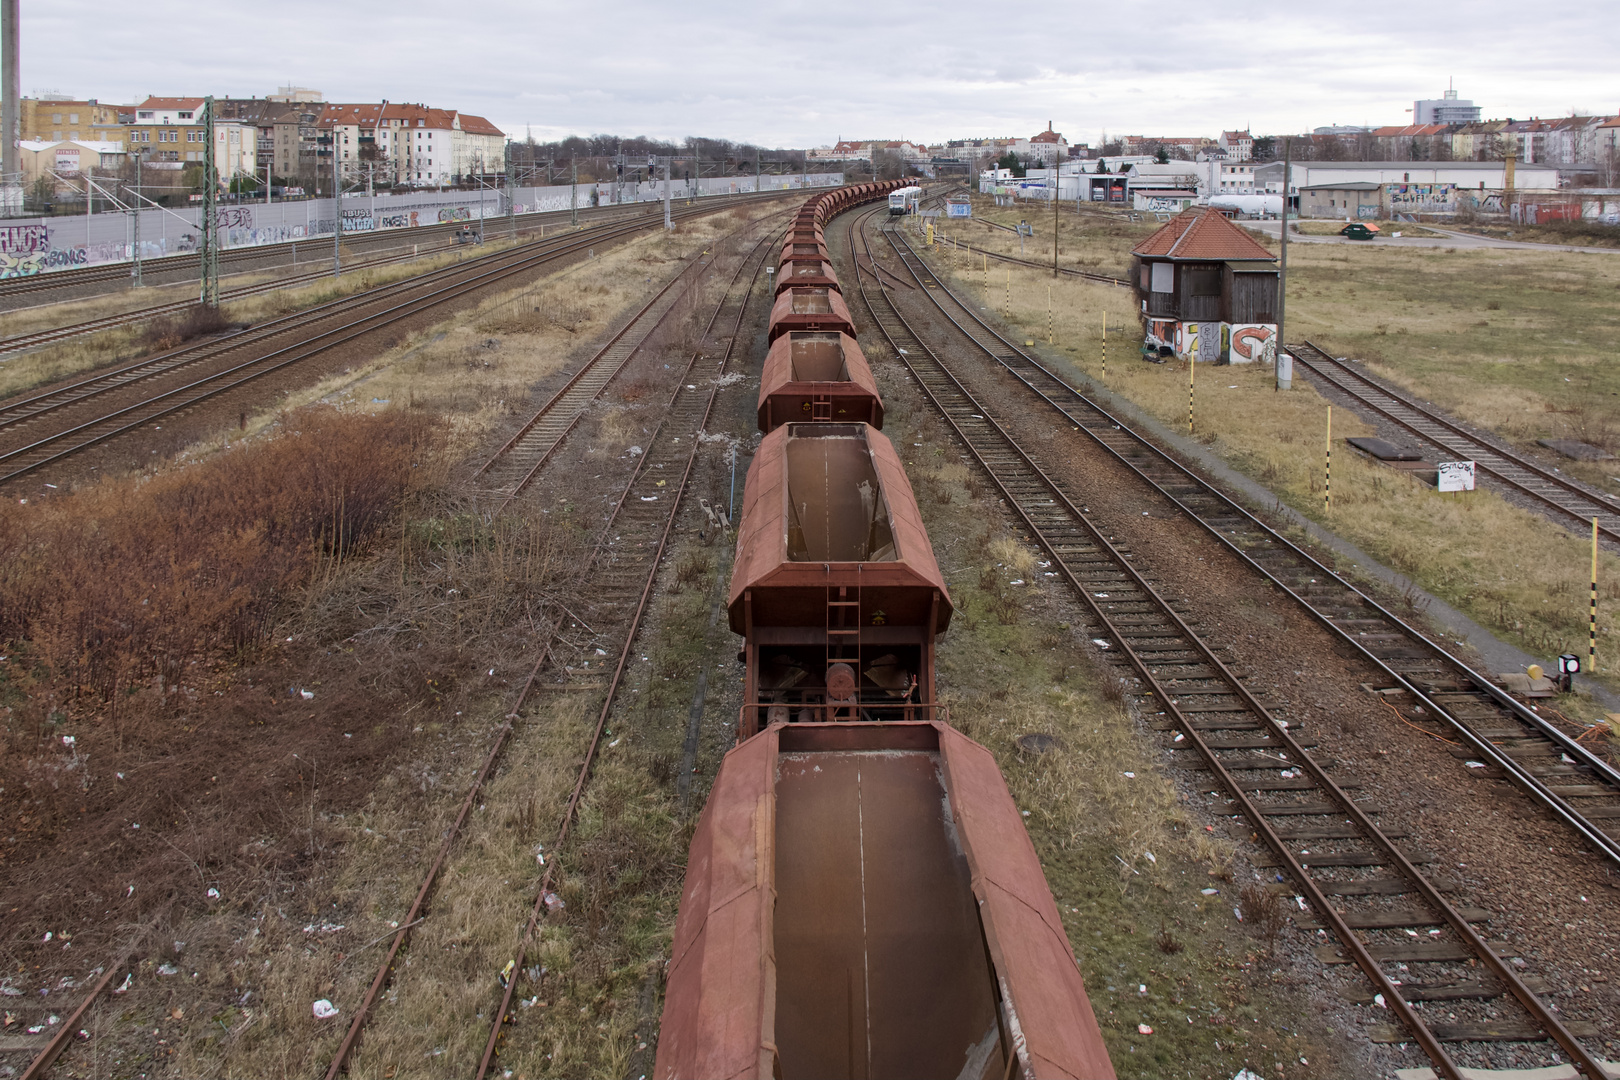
[{"xmin": 656, "ymin": 182, "xmax": 1115, "ymax": 1080}]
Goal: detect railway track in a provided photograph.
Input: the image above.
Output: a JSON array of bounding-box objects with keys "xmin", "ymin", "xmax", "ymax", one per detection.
[
  {"xmin": 18, "ymin": 212, "xmax": 784, "ymax": 1080},
  {"xmin": 0, "ymin": 196, "xmax": 786, "ymax": 488},
  {"xmin": 1292, "ymin": 341, "xmax": 1620, "ymax": 544},
  {"xmin": 850, "ymin": 206, "xmax": 1613, "ymax": 1078},
  {"xmin": 877, "ymin": 223, "xmax": 1620, "ymax": 863},
  {"xmin": 477, "ymin": 222, "xmax": 777, "ymax": 510},
  {"xmin": 0, "ymin": 234, "xmax": 477, "ymax": 356},
  {"xmin": 317, "ymin": 217, "xmax": 780, "ymax": 1080}
]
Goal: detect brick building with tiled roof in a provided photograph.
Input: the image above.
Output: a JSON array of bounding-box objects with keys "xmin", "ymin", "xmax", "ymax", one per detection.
[{"xmin": 1131, "ymin": 209, "xmax": 1279, "ymax": 364}]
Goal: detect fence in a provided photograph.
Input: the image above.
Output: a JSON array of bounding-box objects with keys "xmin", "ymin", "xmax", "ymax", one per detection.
[{"xmin": 0, "ymin": 173, "xmax": 845, "ymax": 280}]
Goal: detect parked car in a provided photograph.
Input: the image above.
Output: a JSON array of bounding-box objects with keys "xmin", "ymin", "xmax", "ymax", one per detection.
[{"xmin": 1340, "ymin": 222, "xmax": 1380, "ymax": 240}]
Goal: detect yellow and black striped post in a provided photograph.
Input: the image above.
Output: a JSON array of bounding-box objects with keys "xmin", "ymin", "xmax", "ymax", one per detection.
[
  {"xmin": 1101, "ymin": 312, "xmax": 1107, "ymax": 378},
  {"xmin": 1188, "ymin": 357, "xmax": 1195, "ymax": 434},
  {"xmin": 1004, "ymin": 267, "xmax": 1010, "ymax": 321},
  {"xmin": 1047, "ymin": 285, "xmax": 1053, "ymax": 345},
  {"xmin": 983, "ymin": 253, "xmax": 989, "ymax": 308},
  {"xmin": 1592, "ymin": 517, "xmax": 1599, "ymax": 673},
  {"xmin": 1325, "ymin": 406, "xmax": 1333, "ymax": 512}
]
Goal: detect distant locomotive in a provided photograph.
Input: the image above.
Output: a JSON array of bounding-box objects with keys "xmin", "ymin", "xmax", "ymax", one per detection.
[{"xmin": 656, "ymin": 181, "xmax": 1115, "ymax": 1080}]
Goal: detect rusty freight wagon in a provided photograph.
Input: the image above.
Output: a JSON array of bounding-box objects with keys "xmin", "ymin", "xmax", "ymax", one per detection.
[
  {"xmin": 774, "ymin": 250, "xmax": 840, "ymax": 295},
  {"xmin": 653, "ymin": 719, "xmax": 1116, "ymax": 1080},
  {"xmin": 766, "ymin": 286, "xmax": 857, "ymax": 341},
  {"xmin": 757, "ymin": 332, "xmax": 883, "ymax": 431},
  {"xmin": 730, "ymin": 423, "xmax": 947, "ymax": 734}
]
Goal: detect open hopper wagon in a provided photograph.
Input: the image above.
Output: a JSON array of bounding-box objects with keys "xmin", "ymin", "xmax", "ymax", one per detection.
[
  {"xmin": 757, "ymin": 332, "xmax": 883, "ymax": 431},
  {"xmin": 730, "ymin": 423, "xmax": 946, "ymax": 734},
  {"xmin": 767, "ymin": 286, "xmax": 857, "ymax": 341},
  {"xmin": 653, "ymin": 720, "xmax": 1117, "ymax": 1080}
]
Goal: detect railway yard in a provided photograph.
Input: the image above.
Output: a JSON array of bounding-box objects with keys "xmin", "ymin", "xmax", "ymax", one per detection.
[{"xmin": 2, "ymin": 183, "xmax": 1619, "ymax": 1080}]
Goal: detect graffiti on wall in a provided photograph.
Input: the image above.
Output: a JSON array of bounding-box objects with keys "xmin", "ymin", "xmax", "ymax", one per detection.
[
  {"xmin": 1386, "ymin": 183, "xmax": 1457, "ymax": 214},
  {"xmin": 214, "ymin": 207, "xmax": 255, "ymax": 230},
  {"xmin": 378, "ymin": 211, "xmax": 420, "ymax": 229},
  {"xmin": 1177, "ymin": 321, "xmax": 1223, "ymax": 362},
  {"xmin": 437, "ymin": 207, "xmax": 471, "ymax": 223},
  {"xmin": 341, "ymin": 209, "xmax": 376, "ymax": 232},
  {"xmin": 0, "ymin": 224, "xmax": 50, "ymax": 254},
  {"xmin": 1229, "ymin": 324, "xmax": 1277, "ymax": 364}
]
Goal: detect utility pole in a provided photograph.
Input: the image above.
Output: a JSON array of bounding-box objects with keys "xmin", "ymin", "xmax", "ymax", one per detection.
[
  {"xmin": 570, "ymin": 158, "xmax": 578, "ymax": 227},
  {"xmin": 1275, "ymin": 137, "xmax": 1291, "ymax": 391},
  {"xmin": 200, "ymin": 97, "xmax": 220, "ymax": 307},
  {"xmin": 1052, "ymin": 160, "xmax": 1059, "ymax": 277},
  {"xmin": 131, "ymin": 151, "xmax": 143, "ymax": 287},
  {"xmin": 505, "ymin": 141, "xmax": 515, "ymax": 237},
  {"xmin": 332, "ymin": 133, "xmax": 342, "ymax": 278},
  {"xmin": 662, "ymin": 157, "xmax": 672, "ymax": 229},
  {"xmin": 1, "ymin": 0, "xmax": 18, "ymax": 193}
]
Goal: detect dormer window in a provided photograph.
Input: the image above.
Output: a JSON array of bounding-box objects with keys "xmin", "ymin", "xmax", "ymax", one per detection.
[
  {"xmin": 138, "ymin": 111, "xmax": 154, "ymax": 120},
  {"xmin": 178, "ymin": 111, "xmax": 193, "ymax": 119}
]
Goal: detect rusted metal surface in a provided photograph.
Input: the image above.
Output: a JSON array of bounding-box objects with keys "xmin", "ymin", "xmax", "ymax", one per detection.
[
  {"xmin": 773, "ymin": 257, "xmax": 840, "ymax": 296},
  {"xmin": 655, "ymin": 721, "xmax": 1114, "ymax": 1080},
  {"xmin": 766, "ymin": 286, "xmax": 856, "ymax": 341},
  {"xmin": 727, "ymin": 422, "xmax": 949, "ymax": 635},
  {"xmin": 757, "ymin": 332, "xmax": 883, "ymax": 432}
]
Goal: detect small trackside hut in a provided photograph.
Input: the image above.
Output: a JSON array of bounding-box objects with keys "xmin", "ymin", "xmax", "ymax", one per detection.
[
  {"xmin": 1131, "ymin": 207, "xmax": 1279, "ymax": 364},
  {"xmin": 730, "ymin": 423, "xmax": 947, "ymax": 736}
]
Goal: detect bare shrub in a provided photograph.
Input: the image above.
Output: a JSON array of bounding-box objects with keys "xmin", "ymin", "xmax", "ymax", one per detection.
[
  {"xmin": 142, "ymin": 304, "xmax": 231, "ymax": 352},
  {"xmin": 1156, "ymin": 925, "xmax": 1184, "ymax": 954},
  {"xmin": 673, "ymin": 551, "xmax": 712, "ymax": 593},
  {"xmin": 1238, "ymin": 882, "xmax": 1287, "ymax": 953},
  {"xmin": 0, "ymin": 407, "xmax": 437, "ymax": 699}
]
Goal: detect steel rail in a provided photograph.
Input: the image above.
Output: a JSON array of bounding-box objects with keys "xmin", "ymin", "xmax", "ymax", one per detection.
[
  {"xmin": 1291, "ymin": 341, "xmax": 1620, "ymax": 542},
  {"xmin": 319, "ymin": 622, "xmax": 568, "ymax": 1080},
  {"xmin": 881, "ymin": 224, "xmax": 1620, "ymax": 865},
  {"xmin": 0, "ymin": 217, "xmax": 646, "ymax": 433},
  {"xmin": 0, "ymin": 202, "xmax": 755, "ymax": 486},
  {"xmin": 0, "ymin": 237, "xmax": 481, "ymax": 356},
  {"xmin": 19, "ymin": 907, "xmax": 170, "ymax": 1080},
  {"xmin": 320, "ymin": 218, "xmax": 778, "ymax": 1079},
  {"xmin": 479, "ymin": 224, "xmax": 781, "ymax": 513},
  {"xmin": 472, "ymin": 220, "xmax": 778, "ymax": 1079},
  {"xmin": 850, "ymin": 207, "xmax": 1607, "ymax": 1079}
]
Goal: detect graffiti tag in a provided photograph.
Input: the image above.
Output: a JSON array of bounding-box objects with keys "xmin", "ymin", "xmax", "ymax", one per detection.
[
  {"xmin": 437, "ymin": 207, "xmax": 471, "ymax": 223},
  {"xmin": 0, "ymin": 224, "xmax": 50, "ymax": 254},
  {"xmin": 1229, "ymin": 324, "xmax": 1276, "ymax": 364}
]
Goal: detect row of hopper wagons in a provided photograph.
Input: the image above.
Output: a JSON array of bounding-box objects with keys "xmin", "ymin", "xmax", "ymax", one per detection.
[{"xmin": 654, "ymin": 183, "xmax": 1117, "ymax": 1078}]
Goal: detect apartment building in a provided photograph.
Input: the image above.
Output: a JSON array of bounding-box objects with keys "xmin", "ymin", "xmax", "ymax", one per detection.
[{"xmin": 19, "ymin": 97, "xmax": 125, "ymax": 144}]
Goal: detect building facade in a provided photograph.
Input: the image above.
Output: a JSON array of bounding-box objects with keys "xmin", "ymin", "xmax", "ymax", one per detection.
[
  {"xmin": 19, "ymin": 97, "xmax": 124, "ymax": 144},
  {"xmin": 1413, "ymin": 87, "xmax": 1481, "ymax": 125}
]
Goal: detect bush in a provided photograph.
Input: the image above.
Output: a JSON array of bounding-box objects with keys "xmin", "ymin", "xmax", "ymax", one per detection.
[{"xmin": 0, "ymin": 407, "xmax": 437, "ymax": 698}]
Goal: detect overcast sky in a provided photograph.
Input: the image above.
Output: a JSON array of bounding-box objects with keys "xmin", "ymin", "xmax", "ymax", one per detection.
[{"xmin": 17, "ymin": 1, "xmax": 1620, "ymax": 148}]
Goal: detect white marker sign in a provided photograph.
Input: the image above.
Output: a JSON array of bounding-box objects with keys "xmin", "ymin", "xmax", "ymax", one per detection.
[{"xmin": 1438, "ymin": 460, "xmax": 1476, "ymax": 492}]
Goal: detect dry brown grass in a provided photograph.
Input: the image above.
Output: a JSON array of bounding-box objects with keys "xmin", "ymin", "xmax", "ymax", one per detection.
[{"xmin": 0, "ymin": 407, "xmax": 436, "ymax": 701}]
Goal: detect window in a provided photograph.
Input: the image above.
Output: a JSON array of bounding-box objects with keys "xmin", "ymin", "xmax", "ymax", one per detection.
[
  {"xmin": 51, "ymin": 113, "xmax": 61, "ymax": 123},
  {"xmin": 1187, "ymin": 267, "xmax": 1221, "ymax": 296},
  {"xmin": 1149, "ymin": 262, "xmax": 1174, "ymax": 293},
  {"xmin": 178, "ymin": 111, "xmax": 192, "ymax": 120},
  {"xmin": 138, "ymin": 111, "xmax": 154, "ymax": 120},
  {"xmin": 70, "ymin": 113, "xmax": 78, "ymax": 123}
]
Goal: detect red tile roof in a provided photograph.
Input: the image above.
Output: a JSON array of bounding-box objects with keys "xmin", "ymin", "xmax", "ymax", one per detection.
[
  {"xmin": 1132, "ymin": 208, "xmax": 1275, "ymax": 261},
  {"xmin": 454, "ymin": 113, "xmax": 504, "ymax": 137}
]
